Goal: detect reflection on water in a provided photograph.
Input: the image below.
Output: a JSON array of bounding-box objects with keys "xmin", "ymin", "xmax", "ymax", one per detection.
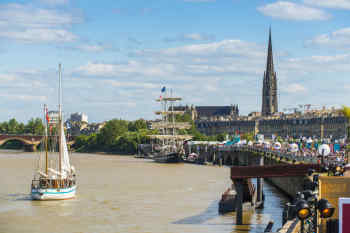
[{"xmin": 0, "ymin": 151, "xmax": 289, "ymax": 233}]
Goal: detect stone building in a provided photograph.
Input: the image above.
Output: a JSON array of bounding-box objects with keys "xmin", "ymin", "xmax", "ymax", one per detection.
[
  {"xmin": 69, "ymin": 112, "xmax": 88, "ymax": 123},
  {"xmin": 172, "ymin": 105, "xmax": 239, "ymax": 121},
  {"xmin": 193, "ymin": 29, "xmax": 348, "ymax": 139},
  {"xmin": 196, "ymin": 108, "xmax": 347, "ymax": 139}
]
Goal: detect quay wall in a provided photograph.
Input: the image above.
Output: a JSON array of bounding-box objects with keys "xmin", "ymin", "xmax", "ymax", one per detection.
[
  {"xmin": 187, "ymin": 144, "xmax": 312, "ymax": 198},
  {"xmin": 264, "ymin": 159, "xmax": 308, "ymax": 198}
]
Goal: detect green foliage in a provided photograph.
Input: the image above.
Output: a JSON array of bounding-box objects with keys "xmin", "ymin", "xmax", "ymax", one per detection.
[
  {"xmin": 72, "ymin": 115, "xmax": 233, "ymax": 154},
  {"xmin": 216, "ymin": 133, "xmax": 227, "ymax": 142},
  {"xmin": 241, "ymin": 132, "xmax": 254, "ymax": 141},
  {"xmin": 0, "ymin": 118, "xmax": 44, "ymax": 135},
  {"xmin": 97, "ymin": 119, "xmax": 128, "ymax": 147},
  {"xmin": 342, "ymin": 106, "xmax": 350, "ymax": 120},
  {"xmin": 128, "ymin": 119, "xmax": 147, "ymax": 131},
  {"xmin": 276, "ymin": 136, "xmax": 283, "ymax": 143},
  {"xmin": 175, "ymin": 113, "xmax": 192, "ymax": 123}
]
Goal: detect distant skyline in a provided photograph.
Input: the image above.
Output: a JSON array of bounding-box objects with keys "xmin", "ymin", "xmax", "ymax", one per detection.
[{"xmin": 2, "ymin": 0, "xmax": 350, "ymax": 122}]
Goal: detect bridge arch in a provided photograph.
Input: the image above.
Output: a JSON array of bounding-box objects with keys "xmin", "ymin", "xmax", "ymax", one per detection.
[
  {"xmin": 0, "ymin": 137, "xmax": 41, "ymax": 146},
  {"xmin": 0, "ymin": 136, "xmax": 42, "ymax": 152}
]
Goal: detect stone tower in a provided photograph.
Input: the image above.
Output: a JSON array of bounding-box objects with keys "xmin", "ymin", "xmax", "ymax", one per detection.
[{"xmin": 262, "ymin": 28, "xmax": 278, "ymax": 116}]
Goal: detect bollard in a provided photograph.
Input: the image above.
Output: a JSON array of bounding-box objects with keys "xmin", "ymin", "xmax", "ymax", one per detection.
[
  {"xmin": 263, "ymin": 221, "xmax": 274, "ymax": 232},
  {"xmin": 234, "ymin": 179, "xmax": 244, "ymax": 225},
  {"xmin": 257, "ymin": 156, "xmax": 264, "ymax": 205}
]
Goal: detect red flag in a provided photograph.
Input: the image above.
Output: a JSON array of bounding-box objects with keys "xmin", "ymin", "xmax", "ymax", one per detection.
[{"xmin": 45, "ymin": 108, "xmax": 50, "ymax": 124}]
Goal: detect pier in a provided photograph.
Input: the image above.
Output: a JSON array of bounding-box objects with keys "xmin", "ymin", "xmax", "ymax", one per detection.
[{"xmin": 184, "ymin": 143, "xmax": 347, "ymax": 232}]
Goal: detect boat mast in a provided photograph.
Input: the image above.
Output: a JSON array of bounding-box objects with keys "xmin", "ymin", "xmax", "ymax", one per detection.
[
  {"xmin": 44, "ymin": 104, "xmax": 48, "ymax": 176},
  {"xmin": 171, "ymin": 89, "xmax": 175, "ymax": 152},
  {"xmin": 58, "ymin": 63, "xmax": 62, "ymax": 178}
]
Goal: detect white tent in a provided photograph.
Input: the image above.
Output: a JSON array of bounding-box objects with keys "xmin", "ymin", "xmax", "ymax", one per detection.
[
  {"xmin": 273, "ymin": 142, "xmax": 281, "ymax": 150},
  {"xmin": 289, "ymin": 143, "xmax": 299, "ymax": 153},
  {"xmin": 318, "ymin": 144, "xmax": 330, "ymax": 156}
]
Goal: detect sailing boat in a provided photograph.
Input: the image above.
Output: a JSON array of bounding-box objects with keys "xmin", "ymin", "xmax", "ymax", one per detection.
[
  {"xmin": 149, "ymin": 88, "xmax": 192, "ymax": 163},
  {"xmin": 31, "ymin": 64, "xmax": 77, "ymax": 200}
]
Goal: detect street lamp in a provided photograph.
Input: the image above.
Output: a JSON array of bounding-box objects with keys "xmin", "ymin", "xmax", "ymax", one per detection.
[
  {"xmin": 317, "ymin": 198, "xmax": 335, "ymax": 218},
  {"xmin": 295, "ymin": 193, "xmax": 335, "ymax": 233},
  {"xmin": 296, "ymin": 199, "xmax": 311, "ymax": 233}
]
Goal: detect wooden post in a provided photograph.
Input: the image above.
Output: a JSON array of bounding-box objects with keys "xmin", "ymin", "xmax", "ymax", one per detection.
[
  {"xmin": 219, "ymin": 151, "xmax": 223, "ymax": 166},
  {"xmin": 234, "ymin": 179, "xmax": 244, "ymax": 225},
  {"xmin": 257, "ymin": 156, "xmax": 264, "ymax": 206}
]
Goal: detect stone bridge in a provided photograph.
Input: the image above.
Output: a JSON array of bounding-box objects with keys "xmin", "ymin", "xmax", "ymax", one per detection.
[{"xmin": 0, "ymin": 134, "xmax": 75, "ymax": 151}]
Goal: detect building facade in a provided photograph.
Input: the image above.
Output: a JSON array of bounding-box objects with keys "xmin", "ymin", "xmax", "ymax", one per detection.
[
  {"xmin": 172, "ymin": 105, "xmax": 239, "ymax": 121},
  {"xmin": 194, "ymin": 29, "xmax": 348, "ymax": 139},
  {"xmin": 196, "ymin": 109, "xmax": 347, "ymax": 139}
]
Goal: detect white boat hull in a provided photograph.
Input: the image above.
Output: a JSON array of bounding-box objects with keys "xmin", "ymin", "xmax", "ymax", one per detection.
[{"xmin": 31, "ymin": 185, "xmax": 77, "ymax": 200}]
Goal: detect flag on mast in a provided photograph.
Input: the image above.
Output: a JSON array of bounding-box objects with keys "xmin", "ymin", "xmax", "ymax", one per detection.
[
  {"xmin": 45, "ymin": 108, "xmax": 50, "ymax": 124},
  {"xmin": 160, "ymin": 86, "xmax": 166, "ymax": 100}
]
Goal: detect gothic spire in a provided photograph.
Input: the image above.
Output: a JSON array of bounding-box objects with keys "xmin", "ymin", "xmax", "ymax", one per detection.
[
  {"xmin": 262, "ymin": 27, "xmax": 278, "ymax": 116},
  {"xmin": 266, "ymin": 27, "xmax": 274, "ymax": 76}
]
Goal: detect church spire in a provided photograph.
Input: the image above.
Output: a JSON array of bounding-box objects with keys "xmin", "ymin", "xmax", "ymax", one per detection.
[
  {"xmin": 266, "ymin": 26, "xmax": 274, "ymax": 76},
  {"xmin": 262, "ymin": 27, "xmax": 278, "ymax": 116}
]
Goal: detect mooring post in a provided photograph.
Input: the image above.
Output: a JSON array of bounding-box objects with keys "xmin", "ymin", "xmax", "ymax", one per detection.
[
  {"xmin": 235, "ymin": 179, "xmax": 244, "ymax": 225},
  {"xmin": 219, "ymin": 151, "xmax": 223, "ymax": 166},
  {"xmin": 257, "ymin": 155, "xmax": 264, "ymax": 204},
  {"xmin": 213, "ymin": 151, "xmax": 216, "ymax": 164}
]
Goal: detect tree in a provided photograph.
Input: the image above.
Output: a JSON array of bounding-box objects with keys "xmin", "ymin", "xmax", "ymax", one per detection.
[
  {"xmin": 216, "ymin": 133, "xmax": 227, "ymax": 142},
  {"xmin": 241, "ymin": 132, "xmax": 254, "ymax": 142},
  {"xmin": 128, "ymin": 119, "xmax": 147, "ymax": 132},
  {"xmin": 97, "ymin": 119, "xmax": 128, "ymax": 147},
  {"xmin": 8, "ymin": 118, "xmax": 19, "ymax": 134}
]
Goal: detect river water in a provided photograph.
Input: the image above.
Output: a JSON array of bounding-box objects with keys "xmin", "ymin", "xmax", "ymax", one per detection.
[{"xmin": 0, "ymin": 151, "xmax": 289, "ymax": 233}]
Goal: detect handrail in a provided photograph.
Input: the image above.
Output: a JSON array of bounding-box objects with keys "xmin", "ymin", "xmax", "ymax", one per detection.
[{"xmin": 188, "ymin": 144, "xmax": 339, "ymax": 165}]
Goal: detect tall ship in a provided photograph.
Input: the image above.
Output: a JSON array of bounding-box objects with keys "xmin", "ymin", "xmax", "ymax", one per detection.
[
  {"xmin": 31, "ymin": 64, "xmax": 77, "ymax": 200},
  {"xmin": 149, "ymin": 87, "xmax": 192, "ymax": 163}
]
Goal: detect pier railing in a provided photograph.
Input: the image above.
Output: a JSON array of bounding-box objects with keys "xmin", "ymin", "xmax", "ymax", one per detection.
[{"xmin": 188, "ymin": 144, "xmax": 340, "ymax": 165}]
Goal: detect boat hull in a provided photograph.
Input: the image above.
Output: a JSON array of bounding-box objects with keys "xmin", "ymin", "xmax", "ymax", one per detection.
[
  {"xmin": 31, "ymin": 185, "xmax": 77, "ymax": 200},
  {"xmin": 153, "ymin": 152, "xmax": 182, "ymax": 163}
]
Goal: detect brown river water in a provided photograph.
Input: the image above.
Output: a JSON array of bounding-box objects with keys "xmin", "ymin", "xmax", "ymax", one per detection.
[{"xmin": 0, "ymin": 151, "xmax": 289, "ymax": 233}]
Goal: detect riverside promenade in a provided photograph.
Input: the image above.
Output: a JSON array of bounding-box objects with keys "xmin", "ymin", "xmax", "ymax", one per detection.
[{"xmin": 185, "ymin": 143, "xmax": 347, "ymax": 232}]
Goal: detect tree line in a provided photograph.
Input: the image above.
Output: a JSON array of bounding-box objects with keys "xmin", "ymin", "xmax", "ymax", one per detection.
[
  {"xmin": 0, "ymin": 118, "xmax": 45, "ymax": 149},
  {"xmin": 0, "ymin": 118, "xmax": 44, "ymax": 135},
  {"xmin": 72, "ymin": 114, "xmax": 231, "ymax": 154}
]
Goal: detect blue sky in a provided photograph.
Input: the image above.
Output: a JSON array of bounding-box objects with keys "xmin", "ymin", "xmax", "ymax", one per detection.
[{"xmin": 1, "ymin": 0, "xmax": 350, "ymax": 122}]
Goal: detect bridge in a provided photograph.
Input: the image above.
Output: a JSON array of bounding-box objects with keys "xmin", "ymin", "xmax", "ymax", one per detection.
[
  {"xmin": 0, "ymin": 134, "xmax": 75, "ymax": 151},
  {"xmin": 185, "ymin": 144, "xmax": 336, "ymax": 226}
]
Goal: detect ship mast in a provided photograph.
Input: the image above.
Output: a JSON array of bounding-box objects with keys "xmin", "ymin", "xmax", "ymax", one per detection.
[
  {"xmin": 44, "ymin": 104, "xmax": 48, "ymax": 176},
  {"xmin": 58, "ymin": 63, "xmax": 62, "ymax": 178}
]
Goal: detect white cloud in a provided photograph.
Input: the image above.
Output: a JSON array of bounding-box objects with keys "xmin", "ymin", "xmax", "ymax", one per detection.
[
  {"xmin": 76, "ymin": 61, "xmax": 173, "ymax": 77},
  {"xmin": 40, "ymin": 0, "xmax": 69, "ymax": 6},
  {"xmin": 0, "ymin": 28, "xmax": 77, "ymax": 43},
  {"xmin": 304, "ymin": 0, "xmax": 350, "ymax": 10},
  {"xmin": 104, "ymin": 80, "xmax": 158, "ymax": 89},
  {"xmin": 0, "ymin": 3, "xmax": 82, "ymax": 43},
  {"xmin": 76, "ymin": 43, "xmax": 112, "ymax": 52},
  {"xmin": 78, "ymin": 40, "xmax": 266, "ymax": 79},
  {"xmin": 282, "ymin": 83, "xmax": 307, "ymax": 93},
  {"xmin": 306, "ymin": 28, "xmax": 350, "ymax": 49},
  {"xmin": 257, "ymin": 1, "xmax": 331, "ymax": 20},
  {"xmin": 0, "ymin": 94, "xmax": 48, "ymax": 102},
  {"xmin": 164, "ymin": 33, "xmax": 215, "ymax": 42}
]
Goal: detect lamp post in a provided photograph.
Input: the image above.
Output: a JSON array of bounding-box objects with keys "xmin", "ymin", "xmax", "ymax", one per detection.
[{"xmin": 295, "ymin": 194, "xmax": 335, "ymax": 233}]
